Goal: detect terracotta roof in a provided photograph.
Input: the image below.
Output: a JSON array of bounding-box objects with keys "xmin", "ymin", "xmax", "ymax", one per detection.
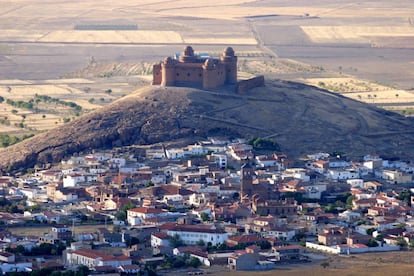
[
  {"xmin": 151, "ymin": 232, "xmax": 170, "ymax": 239},
  {"xmin": 128, "ymin": 207, "xmax": 164, "ymax": 214},
  {"xmin": 227, "ymin": 234, "xmax": 264, "ymax": 244}
]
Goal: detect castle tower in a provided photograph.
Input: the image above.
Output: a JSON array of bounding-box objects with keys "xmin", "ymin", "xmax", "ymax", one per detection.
[
  {"xmin": 161, "ymin": 57, "xmax": 175, "ymax": 86},
  {"xmin": 202, "ymin": 59, "xmax": 218, "ymax": 90},
  {"xmin": 179, "ymin": 45, "xmax": 196, "ymax": 63},
  {"xmin": 220, "ymin": 47, "xmax": 238, "ymax": 85},
  {"xmin": 240, "ymin": 162, "xmax": 254, "ymax": 201}
]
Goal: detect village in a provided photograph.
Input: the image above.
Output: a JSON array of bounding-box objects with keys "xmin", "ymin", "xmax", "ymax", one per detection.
[{"xmin": 0, "ymin": 137, "xmax": 413, "ymax": 275}]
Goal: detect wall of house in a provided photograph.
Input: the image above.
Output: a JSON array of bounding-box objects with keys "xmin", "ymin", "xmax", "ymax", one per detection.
[
  {"xmin": 167, "ymin": 230, "xmax": 228, "ymax": 246},
  {"xmin": 236, "ymin": 76, "xmax": 265, "ymax": 94}
]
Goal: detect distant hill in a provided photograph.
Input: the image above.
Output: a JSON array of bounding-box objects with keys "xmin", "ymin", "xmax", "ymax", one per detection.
[{"xmin": 1, "ymin": 78, "xmax": 414, "ymax": 172}]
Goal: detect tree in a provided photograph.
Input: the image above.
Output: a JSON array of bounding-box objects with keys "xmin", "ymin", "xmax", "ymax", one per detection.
[
  {"xmin": 75, "ymin": 265, "xmax": 90, "ymax": 276},
  {"xmin": 346, "ymin": 195, "xmax": 355, "ymax": 209},
  {"xmin": 409, "ymin": 239, "xmax": 414, "ymax": 249},
  {"xmin": 320, "ymin": 260, "xmax": 330, "ymax": 269},
  {"xmin": 200, "ymin": 213, "xmax": 211, "ymax": 222},
  {"xmin": 247, "ymin": 137, "xmax": 280, "ymax": 151},
  {"xmin": 396, "ymin": 237, "xmax": 408, "ymax": 248},
  {"xmin": 366, "ymin": 228, "xmax": 377, "ymax": 236},
  {"xmin": 189, "ymin": 257, "xmax": 201, "ymax": 268},
  {"xmin": 257, "ymin": 240, "xmax": 271, "ymax": 250},
  {"xmin": 367, "ymin": 239, "xmax": 379, "ymax": 247},
  {"xmin": 115, "ymin": 202, "xmax": 136, "ymax": 221},
  {"xmin": 196, "ymin": 239, "xmax": 205, "ymax": 246},
  {"xmin": 169, "ymin": 234, "xmax": 184, "ymax": 248}
]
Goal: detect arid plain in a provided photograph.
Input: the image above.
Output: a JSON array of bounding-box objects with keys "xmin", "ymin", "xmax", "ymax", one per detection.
[{"xmin": 1, "ymin": 0, "xmax": 414, "ymax": 135}]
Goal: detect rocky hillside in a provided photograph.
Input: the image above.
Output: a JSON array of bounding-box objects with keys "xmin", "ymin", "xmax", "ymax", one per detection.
[{"xmin": 1, "ymin": 78, "xmax": 414, "ymax": 172}]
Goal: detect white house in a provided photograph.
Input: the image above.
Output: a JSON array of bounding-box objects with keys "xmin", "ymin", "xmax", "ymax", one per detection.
[
  {"xmin": 161, "ymin": 223, "xmax": 228, "ymax": 246},
  {"xmin": 347, "ymin": 179, "xmax": 364, "ymax": 188},
  {"xmin": 188, "ymin": 193, "xmax": 208, "ymax": 207},
  {"xmin": 255, "ymin": 155, "xmax": 278, "ymax": 168},
  {"xmin": 151, "ymin": 232, "xmax": 171, "ymax": 248},
  {"xmin": 0, "ymin": 262, "xmax": 32, "ymax": 274},
  {"xmin": 327, "ymin": 169, "xmax": 359, "ymax": 180},
  {"xmin": 212, "ymin": 153, "xmax": 227, "ymax": 169},
  {"xmin": 19, "ymin": 188, "xmax": 38, "ymax": 200},
  {"xmin": 127, "ymin": 207, "xmax": 167, "ymax": 226},
  {"xmin": 118, "ymin": 265, "xmax": 140, "ymax": 274},
  {"xmin": 267, "ymin": 226, "xmax": 296, "ymax": 241},
  {"xmin": 63, "ymin": 173, "xmax": 85, "ymax": 187},
  {"xmin": 166, "ymin": 145, "xmax": 208, "ymax": 159},
  {"xmin": 338, "ymin": 210, "xmax": 361, "ymax": 222},
  {"xmin": 65, "ymin": 248, "xmax": 131, "ymax": 269},
  {"xmin": 329, "ymin": 160, "xmax": 351, "ymax": 168},
  {"xmin": 303, "ymin": 183, "xmax": 327, "ymax": 199},
  {"xmin": 0, "ymin": 252, "xmax": 15, "ymax": 263},
  {"xmin": 283, "ymin": 168, "xmax": 310, "ymax": 182}
]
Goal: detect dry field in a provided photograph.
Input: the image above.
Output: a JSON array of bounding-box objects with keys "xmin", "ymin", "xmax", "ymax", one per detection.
[
  {"xmin": 211, "ymin": 251, "xmax": 414, "ymax": 276},
  {"xmin": 301, "ymin": 77, "xmax": 414, "ymax": 115},
  {"xmin": 1, "ymin": 0, "xmax": 414, "ymax": 130},
  {"xmin": 8, "ymin": 224, "xmax": 113, "ymax": 237}
]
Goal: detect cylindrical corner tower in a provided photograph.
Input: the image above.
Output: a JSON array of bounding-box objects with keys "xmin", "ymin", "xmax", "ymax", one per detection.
[
  {"xmin": 179, "ymin": 45, "xmax": 196, "ymax": 63},
  {"xmin": 202, "ymin": 59, "xmax": 217, "ymax": 90},
  {"xmin": 161, "ymin": 57, "xmax": 176, "ymax": 86},
  {"xmin": 221, "ymin": 47, "xmax": 238, "ymax": 85}
]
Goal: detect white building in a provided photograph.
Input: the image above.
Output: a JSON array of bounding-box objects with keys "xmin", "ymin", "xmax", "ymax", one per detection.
[
  {"xmin": 212, "ymin": 153, "xmax": 227, "ymax": 169},
  {"xmin": 380, "ymin": 170, "xmax": 412, "ymax": 184},
  {"xmin": 347, "ymin": 179, "xmax": 364, "ymax": 188},
  {"xmin": 65, "ymin": 249, "xmax": 131, "ymax": 269},
  {"xmin": 127, "ymin": 207, "xmax": 167, "ymax": 226},
  {"xmin": 161, "ymin": 224, "xmax": 228, "ymax": 246},
  {"xmin": 283, "ymin": 168, "xmax": 310, "ymax": 182},
  {"xmin": 166, "ymin": 145, "xmax": 208, "ymax": 159},
  {"xmin": 151, "ymin": 232, "xmax": 171, "ymax": 248},
  {"xmin": 255, "ymin": 155, "xmax": 278, "ymax": 168},
  {"xmin": 327, "ymin": 169, "xmax": 359, "ymax": 180},
  {"xmin": 63, "ymin": 173, "xmax": 85, "ymax": 187}
]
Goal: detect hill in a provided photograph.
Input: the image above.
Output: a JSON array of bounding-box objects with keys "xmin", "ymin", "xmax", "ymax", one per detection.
[{"xmin": 1, "ymin": 78, "xmax": 414, "ymax": 172}]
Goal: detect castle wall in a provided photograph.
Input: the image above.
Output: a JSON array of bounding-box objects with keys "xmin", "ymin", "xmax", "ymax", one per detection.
[
  {"xmin": 174, "ymin": 64, "xmax": 204, "ymax": 87},
  {"xmin": 236, "ymin": 76, "xmax": 265, "ymax": 94}
]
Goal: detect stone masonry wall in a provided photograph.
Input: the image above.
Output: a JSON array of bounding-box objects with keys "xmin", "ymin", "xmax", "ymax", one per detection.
[{"xmin": 236, "ymin": 76, "xmax": 265, "ymax": 94}]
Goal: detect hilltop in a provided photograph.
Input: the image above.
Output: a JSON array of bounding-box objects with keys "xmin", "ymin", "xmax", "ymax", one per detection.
[{"xmin": 1, "ymin": 79, "xmax": 414, "ymax": 172}]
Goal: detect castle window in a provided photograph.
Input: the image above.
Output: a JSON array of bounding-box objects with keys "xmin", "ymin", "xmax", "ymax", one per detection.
[
  {"xmin": 177, "ymin": 73, "xmax": 180, "ymax": 76},
  {"xmin": 187, "ymin": 73, "xmax": 190, "ymax": 77},
  {"xmin": 199, "ymin": 73, "xmax": 202, "ymax": 77}
]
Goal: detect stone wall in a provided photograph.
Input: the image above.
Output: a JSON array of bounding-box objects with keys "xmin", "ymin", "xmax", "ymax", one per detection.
[{"xmin": 236, "ymin": 76, "xmax": 265, "ymax": 94}]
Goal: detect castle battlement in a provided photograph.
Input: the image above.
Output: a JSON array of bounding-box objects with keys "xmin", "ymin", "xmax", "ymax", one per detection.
[{"xmin": 152, "ymin": 46, "xmax": 238, "ymax": 90}]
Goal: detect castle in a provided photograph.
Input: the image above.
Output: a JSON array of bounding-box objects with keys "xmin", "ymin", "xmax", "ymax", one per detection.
[{"xmin": 152, "ymin": 46, "xmax": 238, "ymax": 90}]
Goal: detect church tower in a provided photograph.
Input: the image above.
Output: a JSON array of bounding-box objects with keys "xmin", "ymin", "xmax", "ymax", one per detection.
[{"xmin": 240, "ymin": 162, "xmax": 254, "ymax": 201}]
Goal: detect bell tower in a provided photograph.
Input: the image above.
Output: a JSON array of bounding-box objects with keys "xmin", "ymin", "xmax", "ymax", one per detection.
[{"xmin": 240, "ymin": 163, "xmax": 254, "ymax": 201}]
